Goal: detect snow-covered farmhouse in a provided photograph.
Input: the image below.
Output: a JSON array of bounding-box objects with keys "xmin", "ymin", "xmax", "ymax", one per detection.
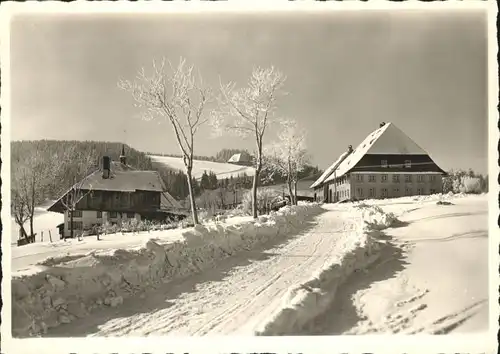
[
  {"xmin": 227, "ymin": 152, "xmax": 253, "ymax": 167},
  {"xmin": 311, "ymin": 122, "xmax": 446, "ymax": 203},
  {"xmin": 48, "ymin": 147, "xmax": 185, "ymax": 238}
]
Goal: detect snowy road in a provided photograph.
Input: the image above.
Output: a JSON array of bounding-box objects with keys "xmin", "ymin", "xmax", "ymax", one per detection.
[
  {"xmin": 306, "ymin": 195, "xmax": 489, "ymax": 335},
  {"xmin": 46, "ymin": 208, "xmax": 358, "ymax": 336}
]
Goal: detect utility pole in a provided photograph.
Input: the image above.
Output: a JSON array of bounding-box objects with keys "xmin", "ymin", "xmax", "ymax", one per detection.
[{"xmin": 333, "ymin": 170, "xmax": 337, "ymax": 203}]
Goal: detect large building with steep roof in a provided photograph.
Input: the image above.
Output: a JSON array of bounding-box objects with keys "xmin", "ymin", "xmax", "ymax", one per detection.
[
  {"xmin": 48, "ymin": 146, "xmax": 186, "ymax": 238},
  {"xmin": 311, "ymin": 122, "xmax": 446, "ymax": 203},
  {"xmin": 227, "ymin": 152, "xmax": 254, "ymax": 166}
]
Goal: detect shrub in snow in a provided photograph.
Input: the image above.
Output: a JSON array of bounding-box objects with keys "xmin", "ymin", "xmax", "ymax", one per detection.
[
  {"xmin": 458, "ymin": 176, "xmax": 482, "ymax": 194},
  {"xmin": 241, "ymin": 188, "xmax": 283, "ymax": 215}
]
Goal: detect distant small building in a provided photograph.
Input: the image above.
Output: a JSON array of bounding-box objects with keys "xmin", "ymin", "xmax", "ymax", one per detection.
[
  {"xmin": 48, "ymin": 146, "xmax": 186, "ymax": 238},
  {"xmin": 311, "ymin": 122, "xmax": 446, "ymax": 203},
  {"xmin": 227, "ymin": 152, "xmax": 253, "ymax": 166}
]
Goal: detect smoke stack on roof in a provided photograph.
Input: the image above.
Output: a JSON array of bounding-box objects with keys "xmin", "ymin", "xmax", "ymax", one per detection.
[
  {"xmin": 379, "ymin": 122, "xmax": 386, "ymax": 128},
  {"xmin": 102, "ymin": 156, "xmax": 111, "ymax": 179},
  {"xmin": 119, "ymin": 145, "xmax": 127, "ymax": 165},
  {"xmin": 348, "ymin": 145, "xmax": 353, "ymax": 153}
]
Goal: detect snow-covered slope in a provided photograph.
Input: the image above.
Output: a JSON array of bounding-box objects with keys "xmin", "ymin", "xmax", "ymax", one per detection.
[
  {"xmin": 303, "ymin": 194, "xmax": 490, "ymax": 336},
  {"xmin": 150, "ymin": 155, "xmax": 255, "ymax": 180},
  {"xmin": 10, "ymin": 202, "xmax": 64, "ymax": 245}
]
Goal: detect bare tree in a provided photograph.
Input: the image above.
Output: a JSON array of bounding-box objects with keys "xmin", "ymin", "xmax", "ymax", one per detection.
[
  {"xmin": 59, "ymin": 148, "xmax": 96, "ymax": 239},
  {"xmin": 118, "ymin": 57, "xmax": 214, "ymax": 225},
  {"xmin": 214, "ymin": 66, "xmax": 286, "ymax": 218},
  {"xmin": 11, "ymin": 148, "xmax": 62, "ymax": 242},
  {"xmin": 11, "ymin": 180, "xmax": 30, "ymax": 241},
  {"xmin": 264, "ymin": 119, "xmax": 309, "ymax": 206}
]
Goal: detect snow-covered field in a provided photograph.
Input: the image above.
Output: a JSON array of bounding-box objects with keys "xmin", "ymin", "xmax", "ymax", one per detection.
[
  {"xmin": 304, "ymin": 193, "xmax": 490, "ymax": 335},
  {"xmin": 150, "ymin": 155, "xmax": 255, "ymax": 180},
  {"xmin": 10, "ymin": 201, "xmax": 64, "ymax": 246},
  {"xmin": 11, "ymin": 193, "xmax": 490, "ymax": 338}
]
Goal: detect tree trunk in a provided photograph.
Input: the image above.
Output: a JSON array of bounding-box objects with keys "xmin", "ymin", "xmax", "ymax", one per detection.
[
  {"xmin": 252, "ymin": 167, "xmax": 260, "ymax": 219},
  {"xmin": 18, "ymin": 224, "xmax": 28, "ymax": 240},
  {"xmin": 293, "ymin": 180, "xmax": 298, "ymax": 205},
  {"xmin": 70, "ymin": 209, "xmax": 74, "ymax": 239},
  {"xmin": 29, "ymin": 217, "xmax": 35, "ymax": 242},
  {"xmin": 186, "ymin": 168, "xmax": 199, "ymax": 225},
  {"xmin": 287, "ymin": 178, "xmax": 294, "ymax": 206}
]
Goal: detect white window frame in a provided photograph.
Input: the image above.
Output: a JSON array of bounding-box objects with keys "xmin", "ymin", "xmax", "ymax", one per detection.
[
  {"xmin": 404, "ymin": 160, "xmax": 412, "ymax": 168},
  {"xmin": 381, "ymin": 160, "xmax": 388, "ymax": 168},
  {"xmin": 381, "ymin": 174, "xmax": 388, "ymax": 183}
]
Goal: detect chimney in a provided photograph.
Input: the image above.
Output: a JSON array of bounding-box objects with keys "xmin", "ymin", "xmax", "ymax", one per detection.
[
  {"xmin": 379, "ymin": 122, "xmax": 386, "ymax": 128},
  {"xmin": 348, "ymin": 145, "xmax": 353, "ymax": 153},
  {"xmin": 102, "ymin": 156, "xmax": 111, "ymax": 179},
  {"xmin": 119, "ymin": 145, "xmax": 127, "ymax": 165}
]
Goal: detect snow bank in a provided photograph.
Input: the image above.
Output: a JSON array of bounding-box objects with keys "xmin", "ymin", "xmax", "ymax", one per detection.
[
  {"xmin": 255, "ymin": 204, "xmax": 399, "ymax": 335},
  {"xmin": 11, "ymin": 203, "xmax": 323, "ymax": 337}
]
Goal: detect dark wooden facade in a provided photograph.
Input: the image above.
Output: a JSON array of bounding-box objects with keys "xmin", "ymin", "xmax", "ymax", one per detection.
[{"xmin": 76, "ymin": 189, "xmax": 162, "ymax": 213}]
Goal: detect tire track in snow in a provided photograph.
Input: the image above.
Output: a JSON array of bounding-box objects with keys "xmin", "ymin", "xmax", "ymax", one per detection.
[{"xmin": 86, "ymin": 211, "xmax": 355, "ymax": 336}]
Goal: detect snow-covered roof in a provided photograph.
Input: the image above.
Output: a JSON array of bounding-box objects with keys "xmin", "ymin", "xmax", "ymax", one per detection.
[
  {"xmin": 228, "ymin": 152, "xmax": 252, "ymax": 163},
  {"xmin": 312, "ymin": 122, "xmax": 439, "ymax": 188},
  {"xmin": 309, "ymin": 151, "xmax": 351, "ymax": 189},
  {"xmin": 48, "ymin": 161, "xmax": 182, "ymax": 213}
]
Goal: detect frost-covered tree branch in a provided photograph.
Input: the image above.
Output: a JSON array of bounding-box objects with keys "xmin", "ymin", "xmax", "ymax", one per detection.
[
  {"xmin": 11, "ymin": 147, "xmax": 66, "ymax": 242},
  {"xmin": 213, "ymin": 66, "xmax": 287, "ymax": 218},
  {"xmin": 118, "ymin": 57, "xmax": 214, "ymax": 224},
  {"xmin": 59, "ymin": 147, "xmax": 97, "ymax": 239},
  {"xmin": 264, "ymin": 119, "xmax": 309, "ymax": 205}
]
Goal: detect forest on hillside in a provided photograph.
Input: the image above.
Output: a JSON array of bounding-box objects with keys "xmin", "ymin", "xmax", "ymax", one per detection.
[
  {"xmin": 10, "ymin": 141, "xmax": 322, "ymax": 207},
  {"xmin": 11, "ymin": 140, "xmax": 153, "ymax": 200}
]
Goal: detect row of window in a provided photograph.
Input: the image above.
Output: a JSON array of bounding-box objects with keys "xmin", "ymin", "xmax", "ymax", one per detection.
[
  {"xmin": 356, "ymin": 174, "xmax": 437, "ymax": 183},
  {"xmin": 68, "ymin": 221, "xmax": 122, "ymax": 231},
  {"xmin": 69, "ymin": 211, "xmax": 136, "ymax": 219},
  {"xmin": 381, "ymin": 160, "xmax": 412, "ymax": 168},
  {"xmin": 356, "ymin": 187, "xmax": 437, "ymax": 198}
]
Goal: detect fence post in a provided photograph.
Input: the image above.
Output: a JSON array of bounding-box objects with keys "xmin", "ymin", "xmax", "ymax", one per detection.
[
  {"xmin": 49, "ymin": 230, "xmax": 53, "ymax": 243},
  {"xmin": 41, "ymin": 231, "xmax": 44, "ymax": 242}
]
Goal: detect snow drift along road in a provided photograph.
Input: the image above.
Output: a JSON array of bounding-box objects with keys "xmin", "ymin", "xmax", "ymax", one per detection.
[
  {"xmin": 45, "ymin": 203, "xmax": 400, "ymax": 337},
  {"xmin": 12, "ymin": 203, "xmax": 322, "ymax": 337},
  {"xmin": 255, "ymin": 203, "xmax": 400, "ymax": 335}
]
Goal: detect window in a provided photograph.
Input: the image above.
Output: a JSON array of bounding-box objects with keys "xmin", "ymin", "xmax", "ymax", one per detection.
[
  {"xmin": 404, "ymin": 160, "xmax": 411, "ymax": 168},
  {"xmin": 430, "ymin": 175, "xmax": 436, "ymax": 182},
  {"xmin": 381, "ymin": 174, "xmax": 388, "ymax": 183},
  {"xmin": 369, "ymin": 188, "xmax": 375, "ymax": 198},
  {"xmin": 393, "ymin": 188, "xmax": 400, "ymax": 196},
  {"xmin": 430, "ymin": 189, "xmax": 436, "ymax": 194},
  {"xmin": 356, "ymin": 174, "xmax": 364, "ymax": 182},
  {"xmin": 405, "ymin": 188, "xmax": 412, "ymax": 196},
  {"xmin": 71, "ymin": 210, "xmax": 82, "ymax": 218},
  {"xmin": 392, "ymin": 175, "xmax": 400, "ymax": 183},
  {"xmin": 357, "ymin": 188, "xmax": 364, "ymax": 198},
  {"xmin": 369, "ymin": 175, "xmax": 376, "ymax": 183},
  {"xmin": 381, "ymin": 160, "xmax": 388, "ymax": 168},
  {"xmin": 127, "ymin": 212, "xmax": 135, "ymax": 219},
  {"xmin": 96, "ymin": 211, "xmax": 102, "ymax": 219},
  {"xmin": 417, "ymin": 188, "xmax": 423, "ymax": 195},
  {"xmin": 417, "ymin": 175, "xmax": 425, "ymax": 183},
  {"xmin": 381, "ymin": 188, "xmax": 388, "ymax": 198},
  {"xmin": 405, "ymin": 175, "xmax": 412, "ymax": 183},
  {"xmin": 71, "ymin": 221, "xmax": 83, "ymax": 230},
  {"xmin": 109, "ymin": 211, "xmax": 117, "ymax": 218}
]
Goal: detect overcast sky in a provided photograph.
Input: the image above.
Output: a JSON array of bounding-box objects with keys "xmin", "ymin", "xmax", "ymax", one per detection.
[{"xmin": 10, "ymin": 10, "xmax": 488, "ymax": 173}]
